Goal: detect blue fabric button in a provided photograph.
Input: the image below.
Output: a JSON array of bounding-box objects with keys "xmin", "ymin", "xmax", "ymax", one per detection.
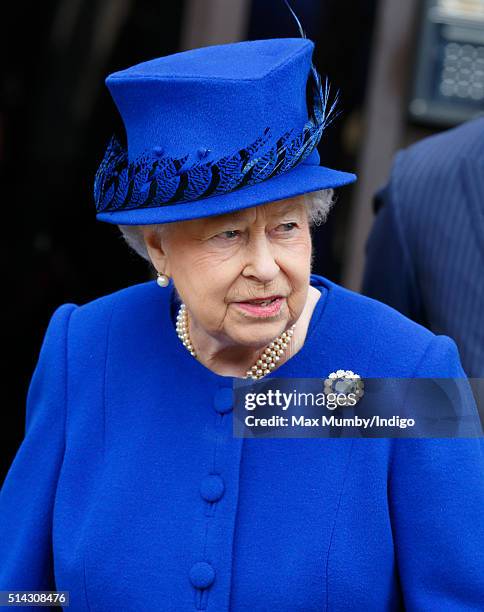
[
  {"xmin": 200, "ymin": 474, "xmax": 225, "ymax": 502},
  {"xmin": 189, "ymin": 561, "xmax": 215, "ymax": 589},
  {"xmin": 214, "ymin": 387, "xmax": 233, "ymax": 414}
]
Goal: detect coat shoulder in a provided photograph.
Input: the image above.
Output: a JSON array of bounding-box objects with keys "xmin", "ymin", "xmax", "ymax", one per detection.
[
  {"xmin": 328, "ymin": 279, "xmax": 433, "ymax": 346},
  {"xmin": 397, "ymin": 117, "xmax": 484, "ymax": 173},
  {"xmin": 320, "ymin": 279, "xmax": 460, "ymax": 376},
  {"xmin": 64, "ymin": 280, "xmax": 162, "ymax": 354},
  {"xmin": 387, "ymin": 117, "xmax": 484, "ymax": 213},
  {"xmin": 70, "ymin": 280, "xmax": 159, "ymax": 324}
]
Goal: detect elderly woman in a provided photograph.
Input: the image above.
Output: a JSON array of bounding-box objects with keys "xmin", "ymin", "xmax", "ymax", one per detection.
[{"xmin": 0, "ymin": 37, "xmax": 483, "ymax": 611}]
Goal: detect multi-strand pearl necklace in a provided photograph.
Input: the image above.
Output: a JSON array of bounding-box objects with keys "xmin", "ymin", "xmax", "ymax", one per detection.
[{"xmin": 175, "ymin": 302, "xmax": 296, "ymax": 380}]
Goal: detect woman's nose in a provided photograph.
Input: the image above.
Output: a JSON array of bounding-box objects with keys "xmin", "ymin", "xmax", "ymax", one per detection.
[{"xmin": 241, "ymin": 234, "xmax": 280, "ymax": 282}]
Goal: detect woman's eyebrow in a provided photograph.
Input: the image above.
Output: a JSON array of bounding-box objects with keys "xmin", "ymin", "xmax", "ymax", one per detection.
[
  {"xmin": 207, "ymin": 208, "xmax": 254, "ymax": 226},
  {"xmin": 203, "ymin": 202, "xmax": 301, "ymax": 230},
  {"xmin": 271, "ymin": 202, "xmax": 302, "ymax": 217},
  {"xmin": 206, "ymin": 214, "xmax": 246, "ymax": 227},
  {"xmin": 197, "ymin": 217, "xmax": 246, "ymax": 234}
]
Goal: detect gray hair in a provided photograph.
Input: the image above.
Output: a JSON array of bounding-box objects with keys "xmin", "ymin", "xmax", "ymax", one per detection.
[{"xmin": 117, "ymin": 188, "xmax": 336, "ymax": 263}]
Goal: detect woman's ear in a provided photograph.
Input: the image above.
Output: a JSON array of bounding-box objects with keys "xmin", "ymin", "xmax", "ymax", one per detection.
[{"xmin": 142, "ymin": 226, "xmax": 171, "ymax": 276}]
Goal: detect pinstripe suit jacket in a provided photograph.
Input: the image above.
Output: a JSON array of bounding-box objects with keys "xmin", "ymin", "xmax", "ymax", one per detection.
[{"xmin": 363, "ymin": 117, "xmax": 484, "ymax": 377}]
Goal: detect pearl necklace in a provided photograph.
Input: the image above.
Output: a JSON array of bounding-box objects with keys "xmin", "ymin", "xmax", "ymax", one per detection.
[{"xmin": 175, "ymin": 303, "xmax": 296, "ymax": 380}]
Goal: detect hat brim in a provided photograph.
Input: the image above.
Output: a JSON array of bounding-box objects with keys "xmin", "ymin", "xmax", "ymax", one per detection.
[{"xmin": 95, "ymin": 163, "xmax": 356, "ymax": 225}]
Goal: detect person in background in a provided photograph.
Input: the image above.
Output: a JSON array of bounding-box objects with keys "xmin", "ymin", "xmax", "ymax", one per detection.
[{"xmin": 363, "ymin": 117, "xmax": 484, "ymax": 378}]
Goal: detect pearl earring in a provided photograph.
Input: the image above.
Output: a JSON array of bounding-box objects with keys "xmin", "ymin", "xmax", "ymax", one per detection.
[{"xmin": 156, "ymin": 272, "xmax": 170, "ymax": 287}]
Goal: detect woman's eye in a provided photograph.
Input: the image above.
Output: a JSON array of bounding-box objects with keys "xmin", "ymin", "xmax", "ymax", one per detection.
[
  {"xmin": 216, "ymin": 230, "xmax": 240, "ymax": 240},
  {"xmin": 277, "ymin": 222, "xmax": 297, "ymax": 232}
]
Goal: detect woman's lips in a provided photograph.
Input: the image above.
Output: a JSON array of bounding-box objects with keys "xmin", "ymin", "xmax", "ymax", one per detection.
[{"xmin": 232, "ymin": 297, "xmax": 284, "ymax": 318}]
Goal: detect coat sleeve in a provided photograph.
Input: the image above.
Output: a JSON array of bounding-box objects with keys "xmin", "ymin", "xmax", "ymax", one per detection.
[
  {"xmin": 389, "ymin": 335, "xmax": 484, "ymax": 610},
  {"xmin": 0, "ymin": 303, "xmax": 77, "ymax": 592}
]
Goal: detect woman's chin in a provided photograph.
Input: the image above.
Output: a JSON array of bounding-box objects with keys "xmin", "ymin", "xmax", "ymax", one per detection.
[{"xmin": 227, "ymin": 322, "xmax": 288, "ymax": 349}]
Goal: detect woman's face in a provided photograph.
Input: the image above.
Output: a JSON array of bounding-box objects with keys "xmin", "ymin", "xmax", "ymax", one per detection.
[{"xmin": 144, "ymin": 196, "xmax": 313, "ymax": 349}]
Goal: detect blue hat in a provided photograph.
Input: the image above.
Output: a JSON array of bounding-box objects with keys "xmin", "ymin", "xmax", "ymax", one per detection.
[{"xmin": 94, "ymin": 38, "xmax": 356, "ymax": 225}]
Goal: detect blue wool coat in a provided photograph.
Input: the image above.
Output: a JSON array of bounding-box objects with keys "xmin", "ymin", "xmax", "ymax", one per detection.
[{"xmin": 0, "ymin": 274, "xmax": 483, "ymax": 611}]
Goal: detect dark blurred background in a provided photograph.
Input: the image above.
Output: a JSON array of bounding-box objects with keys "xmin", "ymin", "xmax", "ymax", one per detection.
[{"xmin": 2, "ymin": 0, "xmax": 484, "ymax": 480}]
